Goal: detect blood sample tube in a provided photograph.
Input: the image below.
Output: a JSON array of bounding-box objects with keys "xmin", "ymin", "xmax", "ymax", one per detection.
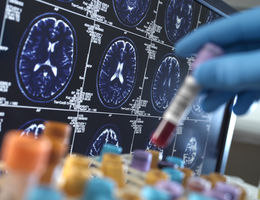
[
  {"xmin": 130, "ymin": 150, "xmax": 152, "ymax": 172},
  {"xmin": 151, "ymin": 43, "xmax": 223, "ymax": 147},
  {"xmin": 145, "ymin": 169, "xmax": 169, "ymax": 185},
  {"xmin": 40, "ymin": 121, "xmax": 71, "ymax": 185},
  {"xmin": 101, "ymin": 153, "xmax": 125, "ymax": 187},
  {"xmin": 59, "ymin": 154, "xmax": 91, "ymax": 197},
  {"xmin": 0, "ymin": 131, "xmax": 50, "ymax": 200},
  {"xmin": 147, "ymin": 150, "xmax": 160, "ymax": 169}
]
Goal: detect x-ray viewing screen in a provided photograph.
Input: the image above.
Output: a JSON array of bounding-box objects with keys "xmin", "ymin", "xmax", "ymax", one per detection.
[{"xmin": 0, "ymin": 0, "xmax": 231, "ymax": 175}]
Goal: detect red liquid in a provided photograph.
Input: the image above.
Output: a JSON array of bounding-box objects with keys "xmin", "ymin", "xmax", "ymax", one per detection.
[{"xmin": 151, "ymin": 120, "xmax": 176, "ymax": 148}]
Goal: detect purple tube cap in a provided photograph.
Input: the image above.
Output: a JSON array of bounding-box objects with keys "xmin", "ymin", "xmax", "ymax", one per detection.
[
  {"xmin": 214, "ymin": 182, "xmax": 242, "ymax": 200},
  {"xmin": 155, "ymin": 180, "xmax": 184, "ymax": 199},
  {"xmin": 131, "ymin": 150, "xmax": 152, "ymax": 172}
]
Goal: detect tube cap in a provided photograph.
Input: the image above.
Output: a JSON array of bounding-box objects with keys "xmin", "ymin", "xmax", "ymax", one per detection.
[
  {"xmin": 62, "ymin": 154, "xmax": 90, "ymax": 177},
  {"xmin": 162, "ymin": 168, "xmax": 184, "ymax": 184},
  {"xmin": 187, "ymin": 177, "xmax": 212, "ymax": 192},
  {"xmin": 2, "ymin": 131, "xmax": 50, "ymax": 174},
  {"xmin": 204, "ymin": 190, "xmax": 227, "ymax": 200},
  {"xmin": 101, "ymin": 154, "xmax": 125, "ymax": 187},
  {"xmin": 166, "ymin": 156, "xmax": 184, "ymax": 168},
  {"xmin": 146, "ymin": 169, "xmax": 169, "ymax": 185},
  {"xmin": 147, "ymin": 150, "xmax": 160, "ymax": 169},
  {"xmin": 206, "ymin": 173, "xmax": 226, "ymax": 187},
  {"xmin": 130, "ymin": 150, "xmax": 152, "ymax": 172},
  {"xmin": 99, "ymin": 144, "xmax": 122, "ymax": 161},
  {"xmin": 26, "ymin": 186, "xmax": 63, "ymax": 200},
  {"xmin": 82, "ymin": 177, "xmax": 115, "ymax": 200},
  {"xmin": 155, "ymin": 180, "xmax": 184, "ymax": 199},
  {"xmin": 43, "ymin": 121, "xmax": 71, "ymax": 144},
  {"xmin": 60, "ymin": 154, "xmax": 91, "ymax": 196},
  {"xmin": 141, "ymin": 186, "xmax": 170, "ymax": 200},
  {"xmin": 214, "ymin": 182, "xmax": 242, "ymax": 200}
]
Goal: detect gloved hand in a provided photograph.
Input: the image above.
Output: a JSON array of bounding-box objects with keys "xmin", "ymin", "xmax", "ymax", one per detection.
[{"xmin": 175, "ymin": 6, "xmax": 260, "ymax": 115}]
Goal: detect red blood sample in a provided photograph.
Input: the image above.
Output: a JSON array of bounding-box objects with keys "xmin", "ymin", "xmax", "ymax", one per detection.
[{"xmin": 151, "ymin": 120, "xmax": 176, "ymax": 148}]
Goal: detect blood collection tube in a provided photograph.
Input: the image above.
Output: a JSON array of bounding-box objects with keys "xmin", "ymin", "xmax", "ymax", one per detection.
[
  {"xmin": 59, "ymin": 154, "xmax": 91, "ymax": 197},
  {"xmin": 151, "ymin": 43, "xmax": 223, "ymax": 147},
  {"xmin": 101, "ymin": 153, "xmax": 125, "ymax": 188},
  {"xmin": 0, "ymin": 131, "xmax": 50, "ymax": 200},
  {"xmin": 40, "ymin": 121, "xmax": 71, "ymax": 185},
  {"xmin": 145, "ymin": 169, "xmax": 169, "ymax": 185}
]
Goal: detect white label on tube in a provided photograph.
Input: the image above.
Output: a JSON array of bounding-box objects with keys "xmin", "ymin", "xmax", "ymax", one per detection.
[{"xmin": 163, "ymin": 76, "xmax": 200, "ymax": 124}]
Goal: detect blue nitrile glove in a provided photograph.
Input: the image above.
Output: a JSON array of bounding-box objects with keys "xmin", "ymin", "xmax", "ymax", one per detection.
[{"xmin": 175, "ymin": 6, "xmax": 260, "ymax": 115}]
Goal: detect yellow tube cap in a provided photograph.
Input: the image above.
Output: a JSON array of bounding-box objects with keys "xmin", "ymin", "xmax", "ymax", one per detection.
[
  {"xmin": 101, "ymin": 154, "xmax": 125, "ymax": 187},
  {"xmin": 146, "ymin": 169, "xmax": 169, "ymax": 185},
  {"xmin": 147, "ymin": 150, "xmax": 160, "ymax": 169}
]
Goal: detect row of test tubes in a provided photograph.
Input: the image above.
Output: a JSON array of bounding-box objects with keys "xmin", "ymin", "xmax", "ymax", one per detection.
[{"xmin": 0, "ymin": 121, "xmax": 248, "ymax": 200}]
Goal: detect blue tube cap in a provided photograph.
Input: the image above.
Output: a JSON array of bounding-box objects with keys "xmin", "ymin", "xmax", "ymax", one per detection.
[
  {"xmin": 99, "ymin": 144, "xmax": 122, "ymax": 161},
  {"xmin": 141, "ymin": 186, "xmax": 170, "ymax": 200},
  {"xmin": 26, "ymin": 186, "xmax": 63, "ymax": 200},
  {"xmin": 166, "ymin": 156, "xmax": 184, "ymax": 168},
  {"xmin": 82, "ymin": 177, "xmax": 115, "ymax": 200},
  {"xmin": 162, "ymin": 168, "xmax": 184, "ymax": 184}
]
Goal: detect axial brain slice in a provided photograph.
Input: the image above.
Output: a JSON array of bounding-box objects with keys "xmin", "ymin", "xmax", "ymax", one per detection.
[
  {"xmin": 97, "ymin": 38, "xmax": 137, "ymax": 108},
  {"xmin": 183, "ymin": 137, "xmax": 197, "ymax": 166},
  {"xmin": 16, "ymin": 13, "xmax": 76, "ymax": 103},
  {"xmin": 113, "ymin": 0, "xmax": 150, "ymax": 27},
  {"xmin": 165, "ymin": 0, "xmax": 193, "ymax": 43},
  {"xmin": 19, "ymin": 119, "xmax": 45, "ymax": 138},
  {"xmin": 87, "ymin": 124, "xmax": 120, "ymax": 156},
  {"xmin": 152, "ymin": 55, "xmax": 180, "ymax": 113}
]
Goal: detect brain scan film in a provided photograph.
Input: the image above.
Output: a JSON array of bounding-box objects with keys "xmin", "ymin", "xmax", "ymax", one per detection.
[
  {"xmin": 19, "ymin": 119, "xmax": 45, "ymax": 138},
  {"xmin": 183, "ymin": 137, "xmax": 197, "ymax": 167},
  {"xmin": 113, "ymin": 0, "xmax": 151, "ymax": 27},
  {"xmin": 56, "ymin": 0, "xmax": 74, "ymax": 2},
  {"xmin": 206, "ymin": 10, "xmax": 220, "ymax": 23},
  {"xmin": 191, "ymin": 96, "xmax": 205, "ymax": 116},
  {"xmin": 16, "ymin": 13, "xmax": 77, "ymax": 103},
  {"xmin": 86, "ymin": 124, "xmax": 120, "ymax": 156},
  {"xmin": 146, "ymin": 139, "xmax": 164, "ymax": 155},
  {"xmin": 97, "ymin": 37, "xmax": 137, "ymax": 109},
  {"xmin": 165, "ymin": 0, "xmax": 193, "ymax": 43},
  {"xmin": 151, "ymin": 54, "xmax": 180, "ymax": 113}
]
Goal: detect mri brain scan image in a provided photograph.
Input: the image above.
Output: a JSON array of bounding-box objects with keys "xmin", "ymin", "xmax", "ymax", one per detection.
[
  {"xmin": 183, "ymin": 137, "xmax": 197, "ymax": 167},
  {"xmin": 19, "ymin": 119, "xmax": 45, "ymax": 138},
  {"xmin": 97, "ymin": 37, "xmax": 137, "ymax": 109},
  {"xmin": 56, "ymin": 0, "xmax": 74, "ymax": 2},
  {"xmin": 151, "ymin": 54, "xmax": 180, "ymax": 113},
  {"xmin": 206, "ymin": 10, "xmax": 220, "ymax": 23},
  {"xmin": 146, "ymin": 139, "xmax": 164, "ymax": 155},
  {"xmin": 191, "ymin": 96, "xmax": 205, "ymax": 116},
  {"xmin": 113, "ymin": 0, "xmax": 151, "ymax": 27},
  {"xmin": 86, "ymin": 124, "xmax": 120, "ymax": 156},
  {"xmin": 165, "ymin": 0, "xmax": 193, "ymax": 43},
  {"xmin": 16, "ymin": 13, "xmax": 77, "ymax": 103}
]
